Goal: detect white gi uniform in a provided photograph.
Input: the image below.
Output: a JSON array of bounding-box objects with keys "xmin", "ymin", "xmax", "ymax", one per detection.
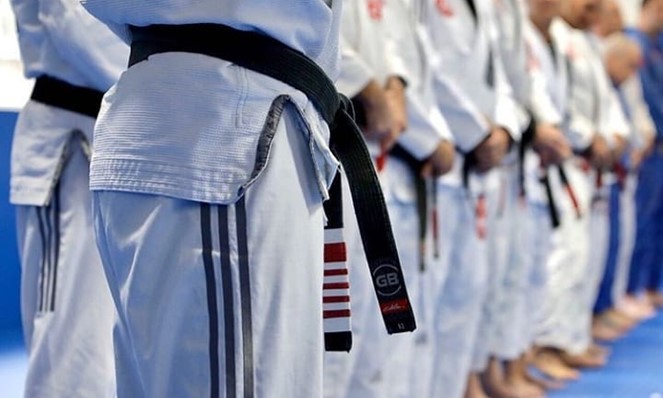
[
  {"xmin": 535, "ymin": 19, "xmax": 628, "ymax": 354},
  {"xmin": 83, "ymin": 1, "xmax": 342, "ymax": 397},
  {"xmin": 475, "ymin": 0, "xmax": 535, "ymax": 367},
  {"xmin": 422, "ymin": 0, "xmax": 522, "ymax": 395},
  {"xmin": 381, "ymin": 2, "xmax": 454, "ymax": 397},
  {"xmin": 325, "ymin": 2, "xmax": 396, "ymax": 396},
  {"xmin": 520, "ymin": 17, "xmax": 570, "ymax": 349},
  {"xmin": 10, "ymin": 0, "xmax": 126, "ymax": 396},
  {"xmin": 612, "ymin": 76, "xmax": 656, "ymax": 303},
  {"xmin": 326, "ymin": 2, "xmax": 451, "ymax": 397},
  {"xmin": 584, "ymin": 34, "xmax": 631, "ymax": 325}
]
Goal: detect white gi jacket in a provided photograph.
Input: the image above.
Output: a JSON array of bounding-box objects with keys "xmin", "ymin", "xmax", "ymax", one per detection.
[
  {"xmin": 552, "ymin": 19, "xmax": 630, "ymax": 150},
  {"xmin": 491, "ymin": 0, "xmax": 531, "ymax": 127},
  {"xmin": 422, "ymin": 0, "xmax": 524, "ymax": 188},
  {"xmin": 9, "ymin": 0, "xmax": 127, "ymax": 205},
  {"xmin": 621, "ymin": 74, "xmax": 656, "ymax": 150},
  {"xmin": 385, "ymin": 0, "xmax": 454, "ymax": 160},
  {"xmin": 337, "ymin": 0, "xmax": 404, "ymax": 97},
  {"xmin": 523, "ymin": 18, "xmax": 570, "ymax": 203},
  {"xmin": 423, "ymin": 0, "xmax": 523, "ymax": 142},
  {"xmin": 82, "ymin": 0, "xmax": 342, "ymax": 204}
]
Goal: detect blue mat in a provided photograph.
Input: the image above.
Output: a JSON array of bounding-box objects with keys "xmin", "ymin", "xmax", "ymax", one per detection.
[
  {"xmin": 0, "ymin": 111, "xmax": 21, "ymax": 333},
  {"xmin": 548, "ymin": 313, "xmax": 663, "ymax": 398},
  {"xmin": 1, "ymin": 313, "xmax": 663, "ymax": 397}
]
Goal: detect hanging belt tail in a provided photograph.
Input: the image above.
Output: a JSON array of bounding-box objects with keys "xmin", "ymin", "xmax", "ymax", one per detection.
[{"xmin": 128, "ymin": 24, "xmax": 416, "ymax": 339}]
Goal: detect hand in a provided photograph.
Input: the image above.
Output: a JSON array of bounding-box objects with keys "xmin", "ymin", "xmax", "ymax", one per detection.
[
  {"xmin": 588, "ymin": 134, "xmax": 612, "ymax": 170},
  {"xmin": 611, "ymin": 135, "xmax": 628, "ymax": 165},
  {"xmin": 383, "ymin": 76, "xmax": 408, "ymax": 151},
  {"xmin": 357, "ymin": 80, "xmax": 394, "ymax": 146},
  {"xmin": 644, "ymin": 134, "xmax": 656, "ymax": 157},
  {"xmin": 630, "ymin": 148, "xmax": 645, "ymax": 171},
  {"xmin": 473, "ymin": 127, "xmax": 511, "ymax": 172},
  {"xmin": 421, "ymin": 140, "xmax": 455, "ymax": 178},
  {"xmin": 532, "ymin": 123, "xmax": 572, "ymax": 166}
]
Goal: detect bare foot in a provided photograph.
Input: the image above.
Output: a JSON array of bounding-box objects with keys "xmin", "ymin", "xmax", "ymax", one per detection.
[
  {"xmin": 525, "ymin": 372, "xmax": 565, "ymax": 391},
  {"xmin": 504, "ymin": 359, "xmax": 546, "ymax": 398},
  {"xmin": 465, "ymin": 372, "xmax": 489, "ymax": 398},
  {"xmin": 482, "ymin": 358, "xmax": 545, "ymax": 398},
  {"xmin": 560, "ymin": 348, "xmax": 607, "ymax": 369},
  {"xmin": 532, "ymin": 349, "xmax": 581, "ymax": 381},
  {"xmin": 647, "ymin": 290, "xmax": 663, "ymax": 308},
  {"xmin": 605, "ymin": 308, "xmax": 638, "ymax": 329},
  {"xmin": 587, "ymin": 342, "xmax": 611, "ymax": 358},
  {"xmin": 526, "ymin": 348, "xmax": 565, "ymax": 390},
  {"xmin": 591, "ymin": 318, "xmax": 625, "ymax": 342},
  {"xmin": 618, "ymin": 295, "xmax": 656, "ymax": 320}
]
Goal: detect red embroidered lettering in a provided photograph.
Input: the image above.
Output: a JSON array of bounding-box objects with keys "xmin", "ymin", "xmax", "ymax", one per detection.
[
  {"xmin": 436, "ymin": 0, "xmax": 454, "ymax": 16},
  {"xmin": 368, "ymin": 0, "xmax": 384, "ymax": 20}
]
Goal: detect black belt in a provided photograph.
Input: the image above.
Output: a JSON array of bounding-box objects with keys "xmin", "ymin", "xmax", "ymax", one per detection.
[
  {"xmin": 31, "ymin": 76, "xmax": 104, "ymax": 119},
  {"xmin": 389, "ymin": 145, "xmax": 429, "ymax": 272},
  {"xmin": 128, "ymin": 24, "xmax": 417, "ymax": 350},
  {"xmin": 540, "ymin": 169, "xmax": 561, "ymax": 229}
]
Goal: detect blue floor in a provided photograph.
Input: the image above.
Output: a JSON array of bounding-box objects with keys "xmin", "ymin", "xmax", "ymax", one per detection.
[
  {"xmin": 547, "ymin": 312, "xmax": 663, "ymax": 398},
  {"xmin": 1, "ymin": 314, "xmax": 662, "ymax": 397},
  {"xmin": 0, "ymin": 328, "xmax": 27, "ymax": 398}
]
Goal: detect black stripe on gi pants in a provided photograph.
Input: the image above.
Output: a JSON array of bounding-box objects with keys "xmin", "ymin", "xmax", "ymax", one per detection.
[
  {"xmin": 200, "ymin": 198, "xmax": 254, "ymax": 398},
  {"xmin": 36, "ymin": 182, "xmax": 61, "ymax": 313}
]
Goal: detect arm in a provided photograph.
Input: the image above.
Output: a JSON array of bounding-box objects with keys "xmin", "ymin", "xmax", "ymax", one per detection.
[
  {"xmin": 384, "ymin": 0, "xmax": 449, "ymax": 160},
  {"xmin": 336, "ymin": 35, "xmax": 376, "ymax": 98}
]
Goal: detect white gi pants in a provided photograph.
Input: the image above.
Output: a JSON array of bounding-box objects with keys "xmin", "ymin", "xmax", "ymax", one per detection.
[
  {"xmin": 535, "ymin": 161, "xmax": 592, "ymax": 354},
  {"xmin": 341, "ymin": 156, "xmax": 421, "ymax": 398},
  {"xmin": 94, "ymin": 107, "xmax": 326, "ymax": 398},
  {"xmin": 323, "ymin": 176, "xmax": 372, "ymax": 398},
  {"xmin": 474, "ymin": 163, "xmax": 530, "ymax": 368},
  {"xmin": 613, "ymin": 174, "xmax": 638, "ymax": 302},
  {"xmin": 17, "ymin": 140, "xmax": 115, "ymax": 398},
  {"xmin": 429, "ymin": 183, "xmax": 489, "ymax": 398},
  {"xmin": 522, "ymin": 203, "xmax": 554, "ymax": 348},
  {"xmin": 409, "ymin": 182, "xmax": 454, "ymax": 398},
  {"xmin": 582, "ymin": 178, "xmax": 611, "ymax": 321},
  {"xmin": 380, "ymin": 157, "xmax": 423, "ymax": 398}
]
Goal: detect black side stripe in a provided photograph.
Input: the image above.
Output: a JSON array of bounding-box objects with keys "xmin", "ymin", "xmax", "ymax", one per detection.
[
  {"xmin": 43, "ymin": 202, "xmax": 54, "ymax": 312},
  {"xmin": 36, "ymin": 207, "xmax": 47, "ymax": 312},
  {"xmin": 236, "ymin": 197, "xmax": 254, "ymax": 398},
  {"xmin": 218, "ymin": 206, "xmax": 237, "ymax": 398},
  {"xmin": 49, "ymin": 183, "xmax": 61, "ymax": 312},
  {"xmin": 200, "ymin": 204, "xmax": 220, "ymax": 398}
]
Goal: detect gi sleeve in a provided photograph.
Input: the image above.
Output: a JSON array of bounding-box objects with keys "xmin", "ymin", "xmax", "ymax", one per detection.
[
  {"xmin": 336, "ymin": 36, "xmax": 376, "ymax": 98},
  {"xmin": 601, "ymin": 87, "xmax": 631, "ymax": 145},
  {"xmin": 490, "ymin": 19, "xmax": 526, "ymax": 141},
  {"xmin": 37, "ymin": 0, "xmax": 128, "ymax": 91},
  {"xmin": 385, "ymin": 0, "xmax": 450, "ymax": 160},
  {"xmin": 433, "ymin": 72, "xmax": 490, "ymax": 153},
  {"xmin": 622, "ymin": 73, "xmax": 656, "ymax": 148}
]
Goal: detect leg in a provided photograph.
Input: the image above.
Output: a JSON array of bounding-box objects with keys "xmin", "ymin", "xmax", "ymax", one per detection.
[
  {"xmin": 95, "ymin": 106, "xmax": 326, "ymax": 397},
  {"xmin": 430, "ymin": 185, "xmax": 489, "ymax": 398},
  {"xmin": 20, "ymin": 144, "xmax": 115, "ymax": 397}
]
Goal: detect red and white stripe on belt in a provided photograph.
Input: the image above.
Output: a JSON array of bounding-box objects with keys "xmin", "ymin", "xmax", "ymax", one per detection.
[{"xmin": 323, "ymin": 228, "xmax": 352, "ymax": 333}]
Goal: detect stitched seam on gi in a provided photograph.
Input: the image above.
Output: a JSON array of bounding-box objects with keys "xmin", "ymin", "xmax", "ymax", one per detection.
[
  {"xmin": 236, "ymin": 197, "xmax": 254, "ymax": 398},
  {"xmin": 241, "ymin": 95, "xmax": 288, "ymax": 195},
  {"xmin": 218, "ymin": 205, "xmax": 237, "ymax": 398},
  {"xmin": 200, "ymin": 203, "xmax": 221, "ymax": 398}
]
